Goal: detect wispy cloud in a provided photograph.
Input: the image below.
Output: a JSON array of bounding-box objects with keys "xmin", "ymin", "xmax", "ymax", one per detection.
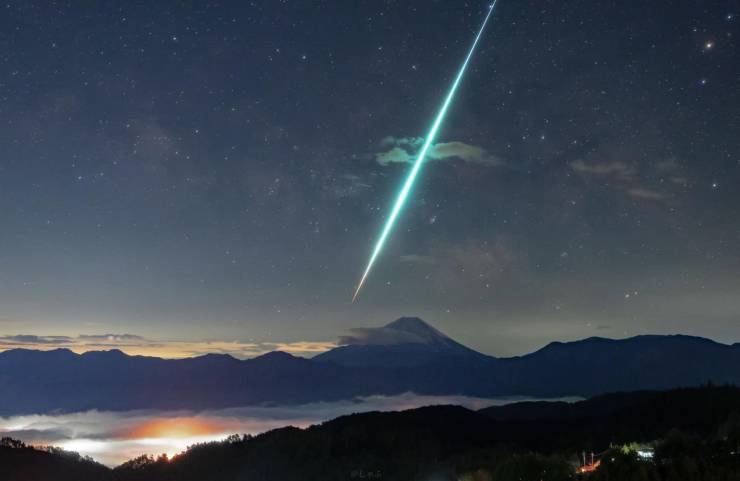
[
  {"xmin": 78, "ymin": 334, "xmax": 146, "ymax": 342},
  {"xmin": 398, "ymin": 254, "xmax": 437, "ymax": 265},
  {"xmin": 569, "ymin": 159, "xmax": 635, "ymax": 179},
  {"xmin": 338, "ymin": 327, "xmax": 430, "ymax": 346},
  {"xmin": 0, "ymin": 334, "xmax": 336, "ymax": 359},
  {"xmin": 331, "ymin": 173, "xmax": 373, "ymax": 198},
  {"xmin": 570, "ymin": 155, "xmax": 687, "ymax": 203},
  {"xmin": 401, "ymin": 240, "xmax": 518, "ymax": 273},
  {"xmin": 262, "ymin": 341, "xmax": 338, "ymax": 355},
  {"xmin": 398, "ymin": 239, "xmax": 522, "ymax": 295},
  {"xmin": 626, "ymin": 188, "xmax": 669, "ymax": 201},
  {"xmin": 0, "ymin": 335, "xmax": 74, "ymax": 345},
  {"xmin": 376, "ymin": 136, "xmax": 502, "ymax": 167}
]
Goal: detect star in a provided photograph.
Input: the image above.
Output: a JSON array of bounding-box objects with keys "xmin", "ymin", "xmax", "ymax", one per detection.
[{"xmin": 703, "ymin": 41, "xmax": 714, "ymax": 50}]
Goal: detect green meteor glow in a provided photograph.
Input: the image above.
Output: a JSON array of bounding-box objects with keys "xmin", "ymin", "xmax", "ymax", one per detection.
[{"xmin": 352, "ymin": 2, "xmax": 499, "ymax": 302}]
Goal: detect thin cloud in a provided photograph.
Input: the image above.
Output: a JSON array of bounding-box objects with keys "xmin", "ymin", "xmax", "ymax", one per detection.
[
  {"xmin": 401, "ymin": 240, "xmax": 518, "ymax": 275},
  {"xmin": 376, "ymin": 136, "xmax": 502, "ymax": 167},
  {"xmin": 626, "ymin": 188, "xmax": 668, "ymax": 201},
  {"xmin": 570, "ymin": 157, "xmax": 683, "ymax": 204},
  {"xmin": 0, "ymin": 335, "xmax": 73, "ymax": 345},
  {"xmin": 398, "ymin": 239, "xmax": 522, "ymax": 295},
  {"xmin": 78, "ymin": 334, "xmax": 146, "ymax": 341},
  {"xmin": 338, "ymin": 327, "xmax": 428, "ymax": 346},
  {"xmin": 569, "ymin": 159, "xmax": 635, "ymax": 179},
  {"xmin": 331, "ymin": 173, "xmax": 373, "ymax": 198},
  {"xmin": 264, "ymin": 341, "xmax": 337, "ymax": 354},
  {"xmin": 399, "ymin": 254, "xmax": 437, "ymax": 265},
  {"xmin": 0, "ymin": 334, "xmax": 335, "ymax": 359}
]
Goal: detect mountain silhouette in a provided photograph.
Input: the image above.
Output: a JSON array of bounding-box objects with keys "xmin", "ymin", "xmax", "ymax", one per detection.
[
  {"xmin": 313, "ymin": 317, "xmax": 486, "ymax": 367},
  {"xmin": 0, "ymin": 318, "xmax": 739, "ymax": 415}
]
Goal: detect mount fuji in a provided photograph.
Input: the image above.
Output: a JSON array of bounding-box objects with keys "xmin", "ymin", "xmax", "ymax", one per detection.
[{"xmin": 313, "ymin": 317, "xmax": 488, "ymax": 367}]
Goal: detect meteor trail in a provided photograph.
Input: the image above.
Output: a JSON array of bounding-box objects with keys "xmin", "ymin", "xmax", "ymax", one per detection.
[{"xmin": 352, "ymin": 2, "xmax": 499, "ymax": 302}]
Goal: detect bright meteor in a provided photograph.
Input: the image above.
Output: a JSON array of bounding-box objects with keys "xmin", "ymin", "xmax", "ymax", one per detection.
[{"xmin": 352, "ymin": 2, "xmax": 499, "ymax": 302}]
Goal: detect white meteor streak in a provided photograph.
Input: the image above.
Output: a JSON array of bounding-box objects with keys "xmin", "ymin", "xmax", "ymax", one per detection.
[{"xmin": 352, "ymin": 2, "xmax": 499, "ymax": 302}]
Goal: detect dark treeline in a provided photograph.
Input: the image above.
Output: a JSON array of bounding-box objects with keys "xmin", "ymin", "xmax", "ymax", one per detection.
[{"xmin": 2, "ymin": 386, "xmax": 739, "ymax": 481}]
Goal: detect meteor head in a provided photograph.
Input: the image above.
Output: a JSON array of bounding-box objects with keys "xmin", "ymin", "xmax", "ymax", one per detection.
[{"xmin": 351, "ymin": 267, "xmax": 370, "ymax": 302}]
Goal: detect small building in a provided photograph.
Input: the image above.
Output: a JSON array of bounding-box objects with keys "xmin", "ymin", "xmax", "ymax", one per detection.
[{"xmin": 636, "ymin": 448, "xmax": 654, "ymax": 460}]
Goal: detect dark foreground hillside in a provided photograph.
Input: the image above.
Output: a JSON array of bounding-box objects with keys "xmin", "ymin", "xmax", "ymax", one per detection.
[
  {"xmin": 0, "ymin": 439, "xmax": 110, "ymax": 481},
  {"xmin": 2, "ymin": 386, "xmax": 739, "ymax": 481}
]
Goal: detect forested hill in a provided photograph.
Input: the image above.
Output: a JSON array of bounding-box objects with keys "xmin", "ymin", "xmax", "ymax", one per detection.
[{"xmin": 2, "ymin": 385, "xmax": 739, "ymax": 481}]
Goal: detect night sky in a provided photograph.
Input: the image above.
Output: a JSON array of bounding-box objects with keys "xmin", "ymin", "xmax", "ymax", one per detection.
[{"xmin": 1, "ymin": 0, "xmax": 738, "ymax": 357}]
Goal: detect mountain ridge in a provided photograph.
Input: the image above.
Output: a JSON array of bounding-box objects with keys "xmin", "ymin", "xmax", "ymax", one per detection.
[
  {"xmin": 1, "ymin": 318, "xmax": 739, "ymax": 415},
  {"xmin": 2, "ymin": 327, "xmax": 737, "ymax": 362}
]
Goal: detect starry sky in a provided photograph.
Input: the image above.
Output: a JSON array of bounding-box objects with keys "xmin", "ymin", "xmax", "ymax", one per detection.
[{"xmin": 0, "ymin": 0, "xmax": 738, "ymax": 357}]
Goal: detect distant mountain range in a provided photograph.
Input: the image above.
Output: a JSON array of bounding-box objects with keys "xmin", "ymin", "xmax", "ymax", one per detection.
[{"xmin": 1, "ymin": 317, "xmax": 739, "ymax": 415}]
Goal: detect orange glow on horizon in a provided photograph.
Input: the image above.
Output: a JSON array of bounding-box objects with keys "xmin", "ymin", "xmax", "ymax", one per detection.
[
  {"xmin": 0, "ymin": 339, "xmax": 337, "ymax": 360},
  {"xmin": 127, "ymin": 418, "xmax": 226, "ymax": 439}
]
